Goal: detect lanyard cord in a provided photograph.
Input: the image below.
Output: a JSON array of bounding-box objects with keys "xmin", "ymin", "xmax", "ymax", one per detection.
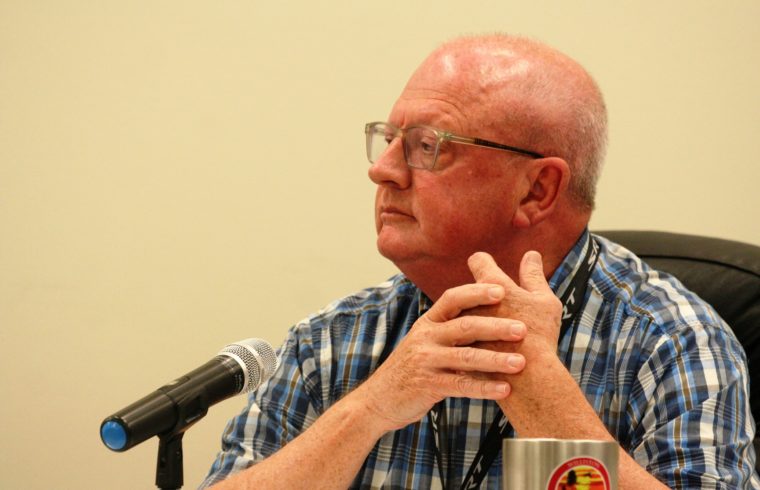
[{"xmin": 429, "ymin": 238, "xmax": 600, "ymax": 490}]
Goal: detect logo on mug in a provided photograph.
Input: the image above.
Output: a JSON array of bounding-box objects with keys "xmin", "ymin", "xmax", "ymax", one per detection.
[{"xmin": 546, "ymin": 456, "xmax": 611, "ymax": 490}]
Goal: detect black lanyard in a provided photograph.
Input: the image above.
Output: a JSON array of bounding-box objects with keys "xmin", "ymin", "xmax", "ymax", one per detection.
[{"xmin": 429, "ymin": 238, "xmax": 600, "ymax": 490}]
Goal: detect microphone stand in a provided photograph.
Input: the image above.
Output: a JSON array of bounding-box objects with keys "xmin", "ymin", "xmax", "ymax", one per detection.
[
  {"xmin": 156, "ymin": 432, "xmax": 185, "ymax": 490},
  {"xmin": 154, "ymin": 389, "xmax": 212, "ymax": 489}
]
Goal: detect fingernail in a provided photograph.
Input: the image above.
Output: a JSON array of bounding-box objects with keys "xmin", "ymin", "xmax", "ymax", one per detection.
[
  {"xmin": 510, "ymin": 322, "xmax": 525, "ymax": 337},
  {"xmin": 508, "ymin": 356, "xmax": 524, "ymax": 368},
  {"xmin": 527, "ymin": 251, "xmax": 542, "ymax": 265},
  {"xmin": 495, "ymin": 382, "xmax": 509, "ymax": 394},
  {"xmin": 488, "ymin": 286, "xmax": 504, "ymax": 300}
]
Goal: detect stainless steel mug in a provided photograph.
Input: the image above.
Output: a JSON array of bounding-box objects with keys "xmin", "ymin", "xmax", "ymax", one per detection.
[{"xmin": 502, "ymin": 438, "xmax": 618, "ymax": 490}]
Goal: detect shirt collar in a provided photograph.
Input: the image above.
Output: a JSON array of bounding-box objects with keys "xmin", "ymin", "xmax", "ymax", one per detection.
[
  {"xmin": 548, "ymin": 228, "xmax": 593, "ymax": 298},
  {"xmin": 418, "ymin": 289, "xmax": 434, "ymax": 317}
]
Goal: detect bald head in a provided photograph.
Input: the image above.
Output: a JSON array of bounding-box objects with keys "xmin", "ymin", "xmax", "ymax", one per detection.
[{"xmin": 407, "ymin": 35, "xmax": 607, "ymax": 211}]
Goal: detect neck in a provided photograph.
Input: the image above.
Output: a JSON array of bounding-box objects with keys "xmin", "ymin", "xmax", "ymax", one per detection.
[{"xmin": 397, "ymin": 221, "xmax": 589, "ymax": 302}]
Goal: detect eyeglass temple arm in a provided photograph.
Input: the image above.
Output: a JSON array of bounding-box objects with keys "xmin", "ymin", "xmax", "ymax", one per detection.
[{"xmin": 446, "ymin": 134, "xmax": 544, "ymax": 159}]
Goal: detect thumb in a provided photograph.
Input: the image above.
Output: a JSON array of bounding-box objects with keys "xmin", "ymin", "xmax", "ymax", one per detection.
[
  {"xmin": 468, "ymin": 252, "xmax": 517, "ymax": 288},
  {"xmin": 519, "ymin": 251, "xmax": 550, "ymax": 292}
]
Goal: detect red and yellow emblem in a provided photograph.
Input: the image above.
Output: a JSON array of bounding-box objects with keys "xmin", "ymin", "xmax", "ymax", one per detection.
[{"xmin": 546, "ymin": 456, "xmax": 611, "ymax": 490}]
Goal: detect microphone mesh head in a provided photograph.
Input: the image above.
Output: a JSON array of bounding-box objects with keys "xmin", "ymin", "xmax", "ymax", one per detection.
[{"xmin": 219, "ymin": 338, "xmax": 279, "ymax": 393}]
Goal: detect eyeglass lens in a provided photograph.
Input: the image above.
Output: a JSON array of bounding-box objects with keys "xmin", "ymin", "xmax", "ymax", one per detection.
[{"xmin": 367, "ymin": 123, "xmax": 440, "ymax": 169}]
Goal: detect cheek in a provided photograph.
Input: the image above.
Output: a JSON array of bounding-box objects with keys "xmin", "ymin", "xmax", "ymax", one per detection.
[{"xmin": 417, "ymin": 178, "xmax": 515, "ymax": 246}]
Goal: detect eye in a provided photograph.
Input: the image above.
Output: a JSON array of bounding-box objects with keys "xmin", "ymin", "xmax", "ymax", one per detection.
[
  {"xmin": 409, "ymin": 128, "xmax": 438, "ymax": 155},
  {"xmin": 419, "ymin": 138, "xmax": 436, "ymax": 154},
  {"xmin": 379, "ymin": 125, "xmax": 396, "ymax": 146}
]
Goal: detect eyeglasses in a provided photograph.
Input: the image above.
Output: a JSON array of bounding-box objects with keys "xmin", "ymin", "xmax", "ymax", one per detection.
[{"xmin": 364, "ymin": 121, "xmax": 544, "ymax": 170}]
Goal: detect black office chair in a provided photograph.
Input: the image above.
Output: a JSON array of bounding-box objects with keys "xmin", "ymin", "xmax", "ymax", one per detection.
[{"xmin": 596, "ymin": 230, "xmax": 760, "ymax": 472}]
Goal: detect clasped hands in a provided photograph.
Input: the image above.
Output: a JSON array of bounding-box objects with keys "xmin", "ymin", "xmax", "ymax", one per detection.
[{"xmin": 359, "ymin": 251, "xmax": 563, "ymax": 432}]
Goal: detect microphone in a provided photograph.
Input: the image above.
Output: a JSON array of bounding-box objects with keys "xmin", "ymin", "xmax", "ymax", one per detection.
[{"xmin": 100, "ymin": 338, "xmax": 279, "ymax": 452}]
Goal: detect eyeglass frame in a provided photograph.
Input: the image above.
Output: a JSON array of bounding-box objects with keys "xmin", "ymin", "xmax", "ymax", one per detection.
[{"xmin": 365, "ymin": 121, "xmax": 545, "ymax": 170}]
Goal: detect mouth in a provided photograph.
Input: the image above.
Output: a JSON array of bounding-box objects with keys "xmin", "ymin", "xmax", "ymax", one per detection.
[
  {"xmin": 378, "ymin": 205, "xmax": 414, "ymax": 221},
  {"xmin": 381, "ymin": 205, "xmax": 409, "ymax": 214}
]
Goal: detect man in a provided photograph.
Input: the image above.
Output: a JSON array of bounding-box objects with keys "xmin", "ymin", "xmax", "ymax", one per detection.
[{"xmin": 201, "ymin": 34, "xmax": 758, "ymax": 488}]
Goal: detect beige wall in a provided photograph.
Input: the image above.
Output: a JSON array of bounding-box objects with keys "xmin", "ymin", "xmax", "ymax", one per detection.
[{"xmin": 1, "ymin": 1, "xmax": 758, "ymax": 488}]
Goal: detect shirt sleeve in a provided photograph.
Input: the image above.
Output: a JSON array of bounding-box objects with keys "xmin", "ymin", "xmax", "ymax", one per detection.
[
  {"xmin": 627, "ymin": 318, "xmax": 759, "ymax": 488},
  {"xmin": 198, "ymin": 320, "xmax": 324, "ymax": 489}
]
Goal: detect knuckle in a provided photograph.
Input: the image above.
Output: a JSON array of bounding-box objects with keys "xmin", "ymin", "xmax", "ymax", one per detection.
[
  {"xmin": 527, "ymin": 267, "xmax": 543, "ymax": 279},
  {"xmin": 409, "ymin": 344, "xmax": 431, "ymax": 365},
  {"xmin": 440, "ymin": 288, "xmax": 456, "ymax": 303},
  {"xmin": 456, "ymin": 317, "xmax": 474, "ymax": 336},
  {"xmin": 458, "ymin": 347, "xmax": 477, "ymax": 365},
  {"xmin": 476, "ymin": 271, "xmax": 501, "ymax": 285},
  {"xmin": 413, "ymin": 322, "xmax": 433, "ymax": 341},
  {"xmin": 491, "ymin": 316, "xmax": 507, "ymax": 332},
  {"xmin": 491, "ymin": 350, "xmax": 505, "ymax": 366},
  {"xmin": 477, "ymin": 379, "xmax": 492, "ymax": 396},
  {"xmin": 409, "ymin": 319, "xmax": 426, "ymax": 337},
  {"xmin": 432, "ymin": 373, "xmax": 449, "ymax": 389},
  {"xmin": 454, "ymin": 375, "xmax": 472, "ymax": 394}
]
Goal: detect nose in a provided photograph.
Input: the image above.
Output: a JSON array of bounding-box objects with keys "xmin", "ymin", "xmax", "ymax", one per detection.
[{"xmin": 367, "ymin": 139, "xmax": 411, "ymax": 189}]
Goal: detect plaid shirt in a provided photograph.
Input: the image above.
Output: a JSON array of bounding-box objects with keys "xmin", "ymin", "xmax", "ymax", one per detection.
[{"xmin": 201, "ymin": 231, "xmax": 759, "ymax": 489}]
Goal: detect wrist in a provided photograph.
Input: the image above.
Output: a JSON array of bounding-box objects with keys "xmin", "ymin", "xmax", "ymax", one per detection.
[
  {"xmin": 518, "ymin": 333, "xmax": 560, "ymax": 361},
  {"xmin": 342, "ymin": 382, "xmax": 398, "ymax": 438}
]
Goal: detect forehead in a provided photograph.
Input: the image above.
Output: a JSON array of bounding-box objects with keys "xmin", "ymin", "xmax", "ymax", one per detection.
[
  {"xmin": 389, "ymin": 46, "xmax": 531, "ymax": 136},
  {"xmin": 388, "ymin": 88, "xmax": 471, "ymax": 134}
]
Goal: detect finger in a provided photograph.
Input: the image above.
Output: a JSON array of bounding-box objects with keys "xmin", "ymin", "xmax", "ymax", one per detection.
[
  {"xmin": 467, "ymin": 252, "xmax": 518, "ymax": 289},
  {"xmin": 470, "ymin": 339, "xmax": 517, "ymax": 354},
  {"xmin": 519, "ymin": 251, "xmax": 551, "ymax": 293},
  {"xmin": 426, "ymin": 283, "xmax": 505, "ymax": 323},
  {"xmin": 432, "ymin": 345, "xmax": 526, "ymax": 374},
  {"xmin": 442, "ymin": 373, "xmax": 512, "ymax": 400},
  {"xmin": 436, "ymin": 316, "xmax": 526, "ymax": 346}
]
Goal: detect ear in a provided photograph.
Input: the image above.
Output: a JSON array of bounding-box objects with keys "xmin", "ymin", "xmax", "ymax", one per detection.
[{"xmin": 512, "ymin": 157, "xmax": 571, "ymax": 229}]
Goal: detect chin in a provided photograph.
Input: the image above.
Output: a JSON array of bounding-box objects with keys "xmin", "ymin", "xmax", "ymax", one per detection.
[
  {"xmin": 376, "ymin": 235, "xmax": 421, "ymax": 266},
  {"xmin": 376, "ymin": 240, "xmax": 407, "ymax": 263}
]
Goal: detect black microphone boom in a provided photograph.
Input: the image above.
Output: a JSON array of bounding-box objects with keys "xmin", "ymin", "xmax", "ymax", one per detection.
[{"xmin": 100, "ymin": 338, "xmax": 278, "ymax": 452}]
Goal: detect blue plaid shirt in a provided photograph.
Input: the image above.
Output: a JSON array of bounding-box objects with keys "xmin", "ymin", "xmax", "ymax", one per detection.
[{"xmin": 201, "ymin": 231, "xmax": 759, "ymax": 489}]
